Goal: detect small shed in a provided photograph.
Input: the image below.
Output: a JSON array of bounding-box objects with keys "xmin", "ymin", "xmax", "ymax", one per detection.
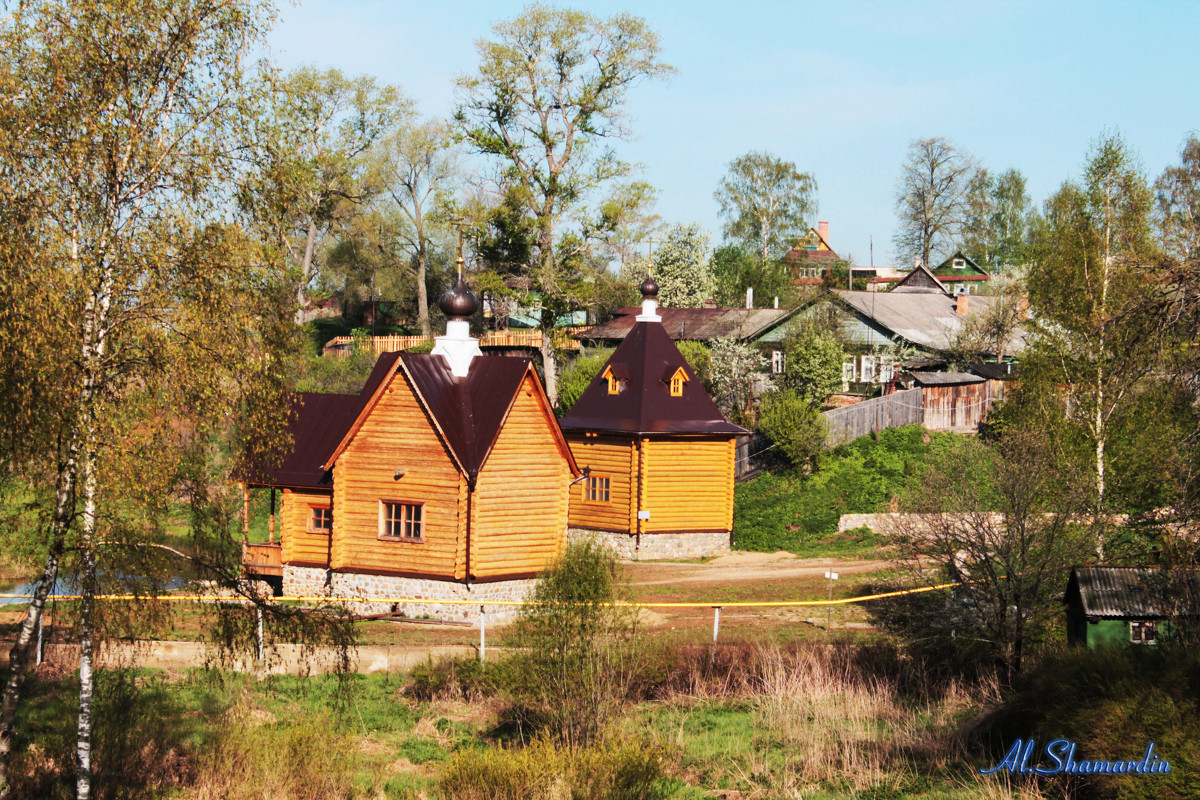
[
  {"xmin": 1064, "ymin": 566, "xmax": 1170, "ymax": 647},
  {"xmin": 905, "ymin": 371, "xmax": 1006, "ymax": 433}
]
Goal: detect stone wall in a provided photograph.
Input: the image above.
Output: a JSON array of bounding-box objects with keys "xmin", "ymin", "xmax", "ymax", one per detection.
[
  {"xmin": 282, "ymin": 565, "xmax": 533, "ymax": 620},
  {"xmin": 568, "ymin": 528, "xmax": 730, "ymax": 561},
  {"xmin": 283, "ymin": 565, "xmax": 331, "ymax": 598},
  {"xmin": 329, "ymin": 572, "xmax": 537, "ymax": 621}
]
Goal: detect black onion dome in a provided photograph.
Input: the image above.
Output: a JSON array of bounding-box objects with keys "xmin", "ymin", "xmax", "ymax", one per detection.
[
  {"xmin": 438, "ymin": 274, "xmax": 479, "ymax": 319},
  {"xmin": 640, "ymin": 275, "xmax": 659, "ymax": 298}
]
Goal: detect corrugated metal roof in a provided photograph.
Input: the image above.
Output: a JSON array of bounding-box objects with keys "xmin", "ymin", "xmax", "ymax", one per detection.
[
  {"xmin": 909, "ymin": 372, "xmax": 986, "ymax": 386},
  {"xmin": 579, "ymin": 307, "xmax": 795, "ymax": 344},
  {"xmin": 1067, "ymin": 567, "xmax": 1169, "ymax": 618},
  {"xmin": 561, "ymin": 320, "xmax": 749, "ymax": 436},
  {"xmin": 832, "ymin": 290, "xmax": 1027, "ymax": 354}
]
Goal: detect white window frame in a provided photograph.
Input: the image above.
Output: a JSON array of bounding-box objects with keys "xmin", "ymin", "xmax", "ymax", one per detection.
[
  {"xmin": 771, "ymin": 350, "xmax": 784, "ymax": 374},
  {"xmin": 860, "ymin": 355, "xmax": 877, "ymax": 383}
]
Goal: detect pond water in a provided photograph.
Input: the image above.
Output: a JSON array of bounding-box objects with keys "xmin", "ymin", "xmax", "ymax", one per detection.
[{"xmin": 0, "ymin": 573, "xmax": 188, "ymax": 605}]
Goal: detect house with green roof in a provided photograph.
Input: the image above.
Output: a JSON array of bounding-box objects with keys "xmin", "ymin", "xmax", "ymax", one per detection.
[{"xmin": 930, "ymin": 250, "xmax": 990, "ymax": 294}]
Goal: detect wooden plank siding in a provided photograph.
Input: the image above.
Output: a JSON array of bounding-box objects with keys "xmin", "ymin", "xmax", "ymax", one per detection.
[
  {"xmin": 330, "ymin": 369, "xmax": 464, "ymax": 578},
  {"xmin": 565, "ymin": 435, "xmax": 636, "ymax": 532},
  {"xmin": 279, "ymin": 488, "xmax": 334, "ymax": 567},
  {"xmin": 641, "ymin": 438, "xmax": 736, "ymax": 533},
  {"xmin": 471, "ymin": 375, "xmax": 571, "ymax": 578},
  {"xmin": 822, "ymin": 388, "xmax": 924, "ymax": 446},
  {"xmin": 923, "ymin": 380, "xmax": 1006, "ymax": 433}
]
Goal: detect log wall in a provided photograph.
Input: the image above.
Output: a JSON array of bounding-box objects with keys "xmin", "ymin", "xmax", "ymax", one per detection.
[
  {"xmin": 641, "ymin": 437, "xmax": 736, "ymax": 533},
  {"xmin": 565, "ymin": 435, "xmax": 636, "ymax": 533},
  {"xmin": 471, "ymin": 375, "xmax": 571, "ymax": 578},
  {"xmin": 280, "ymin": 488, "xmax": 334, "ymax": 567},
  {"xmin": 331, "ymin": 369, "xmax": 464, "ymax": 578}
]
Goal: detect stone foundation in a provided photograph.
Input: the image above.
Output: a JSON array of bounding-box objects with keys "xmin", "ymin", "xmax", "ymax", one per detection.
[
  {"xmin": 329, "ymin": 573, "xmax": 537, "ymax": 621},
  {"xmin": 568, "ymin": 528, "xmax": 731, "ymax": 561},
  {"xmin": 283, "ymin": 565, "xmax": 331, "ymax": 598},
  {"xmin": 281, "ymin": 565, "xmax": 536, "ymax": 620}
]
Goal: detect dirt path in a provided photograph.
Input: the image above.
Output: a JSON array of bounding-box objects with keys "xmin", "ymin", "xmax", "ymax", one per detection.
[{"xmin": 626, "ymin": 551, "xmax": 891, "ymax": 586}]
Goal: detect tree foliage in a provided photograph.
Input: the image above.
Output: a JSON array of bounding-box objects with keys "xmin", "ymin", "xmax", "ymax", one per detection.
[
  {"xmin": 1155, "ymin": 134, "xmax": 1200, "ymax": 264},
  {"xmin": 652, "ymin": 223, "xmax": 715, "ymax": 308},
  {"xmin": 714, "ymin": 151, "xmax": 817, "ymax": 261},
  {"xmin": 962, "ymin": 167, "xmax": 1035, "ymax": 270},
  {"xmin": 708, "ymin": 338, "xmax": 766, "ymax": 423},
  {"xmin": 455, "ymin": 5, "xmax": 672, "ymax": 404},
  {"xmin": 894, "ymin": 137, "xmax": 976, "ymax": 267},
  {"xmin": 758, "ymin": 390, "xmax": 825, "ymax": 472},
  {"xmin": 779, "ymin": 329, "xmax": 843, "ymax": 405}
]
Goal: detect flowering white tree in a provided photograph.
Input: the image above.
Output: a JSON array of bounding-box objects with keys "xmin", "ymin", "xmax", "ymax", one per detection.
[{"xmin": 653, "ymin": 223, "xmax": 715, "ymax": 307}]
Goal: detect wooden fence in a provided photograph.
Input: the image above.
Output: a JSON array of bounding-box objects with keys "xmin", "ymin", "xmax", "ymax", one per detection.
[
  {"xmin": 322, "ymin": 327, "xmax": 588, "ymax": 357},
  {"xmin": 821, "ymin": 388, "xmax": 924, "ymax": 447},
  {"xmin": 821, "ymin": 381, "xmax": 1009, "ymax": 446}
]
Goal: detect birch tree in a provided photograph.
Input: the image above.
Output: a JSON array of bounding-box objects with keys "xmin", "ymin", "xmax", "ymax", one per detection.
[
  {"xmin": 455, "ymin": 5, "xmax": 672, "ymax": 404},
  {"xmin": 714, "ymin": 151, "xmax": 817, "ymax": 262},
  {"xmin": 1155, "ymin": 134, "xmax": 1200, "ymax": 265},
  {"xmin": 1025, "ymin": 134, "xmax": 1160, "ymax": 559},
  {"xmin": 0, "ymin": 2, "xmax": 295, "ymax": 797}
]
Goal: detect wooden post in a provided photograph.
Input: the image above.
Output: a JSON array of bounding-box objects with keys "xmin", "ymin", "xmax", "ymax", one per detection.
[
  {"xmin": 712, "ymin": 607, "xmax": 721, "ymax": 645},
  {"xmin": 268, "ymin": 487, "xmax": 276, "ymax": 544},
  {"xmin": 479, "ymin": 605, "xmax": 486, "ymax": 663},
  {"xmin": 241, "ymin": 483, "xmax": 250, "ymax": 546}
]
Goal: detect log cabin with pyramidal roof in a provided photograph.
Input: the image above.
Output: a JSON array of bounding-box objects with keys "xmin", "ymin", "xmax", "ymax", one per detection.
[
  {"xmin": 243, "ymin": 269, "xmax": 578, "ymax": 619},
  {"xmin": 560, "ymin": 277, "xmax": 749, "ymax": 560}
]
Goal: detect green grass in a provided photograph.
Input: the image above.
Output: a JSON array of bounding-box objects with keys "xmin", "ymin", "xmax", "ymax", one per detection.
[{"xmin": 733, "ymin": 425, "xmax": 967, "ymax": 554}]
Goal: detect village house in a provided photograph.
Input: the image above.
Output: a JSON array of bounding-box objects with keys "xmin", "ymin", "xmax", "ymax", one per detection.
[
  {"xmin": 559, "ymin": 277, "xmax": 749, "ymax": 560},
  {"xmin": 243, "ymin": 271, "xmax": 578, "ymax": 619}
]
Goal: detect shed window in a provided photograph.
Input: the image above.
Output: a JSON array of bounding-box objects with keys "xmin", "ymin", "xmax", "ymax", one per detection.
[
  {"xmin": 582, "ymin": 474, "xmax": 611, "ymax": 503},
  {"xmin": 1130, "ymin": 620, "xmax": 1157, "ymax": 644},
  {"xmin": 308, "ymin": 506, "xmax": 332, "ymax": 534},
  {"xmin": 380, "ymin": 501, "xmax": 423, "ymax": 542}
]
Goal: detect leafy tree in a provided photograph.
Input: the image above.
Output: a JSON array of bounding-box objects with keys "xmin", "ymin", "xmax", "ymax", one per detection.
[
  {"xmin": 455, "ymin": 5, "xmax": 672, "ymax": 405},
  {"xmin": 780, "ymin": 329, "xmax": 842, "ymax": 405},
  {"xmin": 758, "ymin": 390, "xmax": 825, "ymax": 472},
  {"xmin": 1155, "ymin": 134, "xmax": 1200, "ymax": 264},
  {"xmin": 962, "ymin": 167, "xmax": 1034, "ymax": 270},
  {"xmin": 714, "ymin": 151, "xmax": 818, "ymax": 261},
  {"xmin": 881, "ymin": 430, "xmax": 1092, "ymax": 683},
  {"xmin": 510, "ymin": 541, "xmax": 641, "ymax": 747},
  {"xmin": 241, "ymin": 66, "xmax": 409, "ymax": 315},
  {"xmin": 0, "ymin": 3, "xmax": 351, "ymax": 796},
  {"xmin": 709, "ymin": 243, "xmax": 795, "ymax": 308},
  {"xmin": 674, "ymin": 341, "xmax": 712, "ymax": 388},
  {"xmin": 1023, "ymin": 133, "xmax": 1163, "ymax": 557},
  {"xmin": 708, "ymin": 338, "xmax": 766, "ymax": 423},
  {"xmin": 652, "ymin": 223, "xmax": 714, "ymax": 307},
  {"xmin": 369, "ymin": 118, "xmax": 459, "ymax": 335},
  {"xmin": 555, "ymin": 348, "xmax": 615, "ymax": 414},
  {"xmin": 590, "ymin": 181, "xmax": 665, "ymax": 274},
  {"xmin": 894, "ymin": 137, "xmax": 977, "ymax": 267}
]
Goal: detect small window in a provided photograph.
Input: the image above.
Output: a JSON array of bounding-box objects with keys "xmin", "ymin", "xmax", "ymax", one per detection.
[
  {"xmin": 667, "ymin": 366, "xmax": 688, "ymax": 397},
  {"xmin": 771, "ymin": 350, "xmax": 784, "ymax": 375},
  {"xmin": 953, "ymin": 258, "xmax": 966, "ymax": 268},
  {"xmin": 1131, "ymin": 620, "xmax": 1157, "ymax": 644},
  {"xmin": 860, "ymin": 355, "xmax": 877, "ymax": 383},
  {"xmin": 380, "ymin": 502, "xmax": 423, "ymax": 542},
  {"xmin": 582, "ymin": 474, "xmax": 611, "ymax": 503},
  {"xmin": 602, "ymin": 366, "xmax": 622, "ymax": 395},
  {"xmin": 879, "ymin": 360, "xmax": 895, "ymax": 383},
  {"xmin": 842, "ymin": 358, "xmax": 857, "ymax": 384},
  {"xmin": 308, "ymin": 505, "xmax": 332, "ymax": 534}
]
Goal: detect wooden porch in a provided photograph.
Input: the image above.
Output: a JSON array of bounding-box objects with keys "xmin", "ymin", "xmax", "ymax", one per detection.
[{"xmin": 242, "ymin": 542, "xmax": 282, "ymax": 578}]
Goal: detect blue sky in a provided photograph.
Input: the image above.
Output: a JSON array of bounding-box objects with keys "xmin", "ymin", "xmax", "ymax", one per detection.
[{"xmin": 270, "ymin": 0, "xmax": 1199, "ymax": 268}]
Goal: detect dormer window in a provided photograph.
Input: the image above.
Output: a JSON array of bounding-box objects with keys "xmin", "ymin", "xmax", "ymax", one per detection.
[
  {"xmin": 601, "ymin": 366, "xmax": 622, "ymax": 395},
  {"xmin": 667, "ymin": 367, "xmax": 688, "ymax": 397}
]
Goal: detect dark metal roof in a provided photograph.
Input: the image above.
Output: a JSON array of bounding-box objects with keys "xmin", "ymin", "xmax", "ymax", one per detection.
[
  {"xmin": 560, "ymin": 320, "xmax": 749, "ymax": 436},
  {"xmin": 399, "ymin": 353, "xmax": 535, "ymax": 481},
  {"xmin": 966, "ymin": 362, "xmax": 1020, "ymax": 381},
  {"xmin": 908, "ymin": 371, "xmax": 986, "ymax": 387},
  {"xmin": 1066, "ymin": 567, "xmax": 1170, "ymax": 619},
  {"xmin": 832, "ymin": 289, "xmax": 1027, "ymax": 354},
  {"xmin": 248, "ymin": 351, "xmax": 573, "ymax": 488},
  {"xmin": 579, "ymin": 306, "xmax": 795, "ymax": 344}
]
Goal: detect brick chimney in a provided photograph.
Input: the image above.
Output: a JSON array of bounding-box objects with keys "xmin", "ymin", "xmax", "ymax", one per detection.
[
  {"xmin": 818, "ymin": 220, "xmax": 829, "ymax": 244},
  {"xmin": 956, "ymin": 294, "xmax": 970, "ymax": 316}
]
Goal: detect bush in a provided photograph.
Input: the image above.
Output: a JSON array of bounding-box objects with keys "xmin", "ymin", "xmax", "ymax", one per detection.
[
  {"xmin": 507, "ymin": 541, "xmax": 641, "ymax": 747},
  {"xmin": 555, "ymin": 348, "xmax": 614, "ymax": 414},
  {"xmin": 438, "ymin": 736, "xmax": 676, "ymax": 800},
  {"xmin": 780, "ymin": 329, "xmax": 842, "ymax": 405},
  {"xmin": 757, "ymin": 389, "xmax": 825, "ymax": 471}
]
